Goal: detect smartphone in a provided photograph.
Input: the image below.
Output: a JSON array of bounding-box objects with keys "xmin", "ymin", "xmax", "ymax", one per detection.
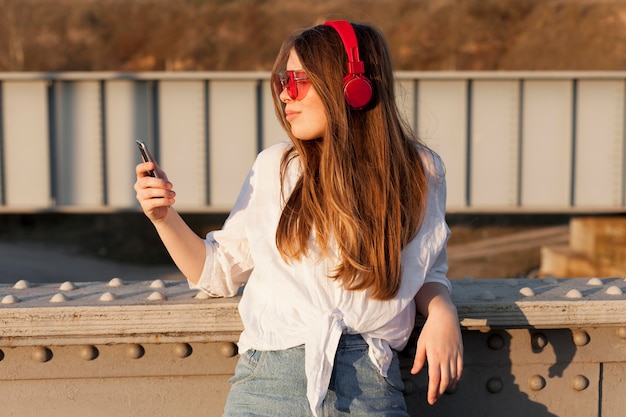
[{"xmin": 136, "ymin": 140, "xmax": 160, "ymax": 178}]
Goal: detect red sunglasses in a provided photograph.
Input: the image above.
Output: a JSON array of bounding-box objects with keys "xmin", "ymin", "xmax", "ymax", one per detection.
[{"xmin": 273, "ymin": 70, "xmax": 310, "ymax": 100}]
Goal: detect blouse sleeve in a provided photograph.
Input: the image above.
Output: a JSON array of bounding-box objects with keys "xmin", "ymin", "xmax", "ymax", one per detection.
[
  {"xmin": 421, "ymin": 149, "xmax": 453, "ymax": 294},
  {"xmin": 190, "ymin": 164, "xmax": 257, "ymax": 297}
]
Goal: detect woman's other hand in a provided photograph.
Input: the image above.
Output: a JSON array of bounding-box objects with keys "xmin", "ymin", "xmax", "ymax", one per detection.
[{"xmin": 411, "ymin": 282, "xmax": 464, "ymax": 405}]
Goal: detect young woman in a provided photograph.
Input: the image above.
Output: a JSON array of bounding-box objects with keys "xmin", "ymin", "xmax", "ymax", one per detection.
[{"xmin": 135, "ymin": 20, "xmax": 463, "ymax": 417}]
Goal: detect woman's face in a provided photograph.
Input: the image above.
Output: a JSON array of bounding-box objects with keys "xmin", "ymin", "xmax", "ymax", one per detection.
[{"xmin": 279, "ymin": 50, "xmax": 328, "ymax": 141}]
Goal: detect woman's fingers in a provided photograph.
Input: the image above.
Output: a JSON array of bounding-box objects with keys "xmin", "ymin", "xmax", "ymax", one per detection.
[{"xmin": 134, "ymin": 163, "xmax": 176, "ymax": 221}]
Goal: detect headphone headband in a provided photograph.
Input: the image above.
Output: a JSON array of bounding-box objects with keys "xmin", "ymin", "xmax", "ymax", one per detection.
[
  {"xmin": 324, "ymin": 20, "xmax": 365, "ymax": 76},
  {"xmin": 324, "ymin": 20, "xmax": 373, "ymax": 110}
]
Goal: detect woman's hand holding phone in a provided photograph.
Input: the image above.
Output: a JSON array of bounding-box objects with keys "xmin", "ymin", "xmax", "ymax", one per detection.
[
  {"xmin": 133, "ymin": 140, "xmax": 206, "ymax": 283},
  {"xmin": 134, "ymin": 140, "xmax": 176, "ymax": 222}
]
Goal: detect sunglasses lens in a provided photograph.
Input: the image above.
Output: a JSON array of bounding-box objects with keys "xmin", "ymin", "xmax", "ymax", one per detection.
[
  {"xmin": 273, "ymin": 73, "xmax": 285, "ymax": 95},
  {"xmin": 273, "ymin": 71, "xmax": 309, "ymax": 100},
  {"xmin": 285, "ymin": 72, "xmax": 298, "ymax": 99}
]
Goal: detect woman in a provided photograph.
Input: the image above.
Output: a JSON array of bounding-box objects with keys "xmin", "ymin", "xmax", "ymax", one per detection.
[{"xmin": 135, "ymin": 20, "xmax": 462, "ymax": 417}]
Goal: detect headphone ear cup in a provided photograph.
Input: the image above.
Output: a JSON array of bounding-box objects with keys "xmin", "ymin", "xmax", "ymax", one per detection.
[{"xmin": 343, "ymin": 75, "xmax": 373, "ymax": 110}]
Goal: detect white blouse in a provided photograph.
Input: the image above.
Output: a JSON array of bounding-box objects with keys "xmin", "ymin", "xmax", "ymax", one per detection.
[{"xmin": 191, "ymin": 142, "xmax": 451, "ymax": 416}]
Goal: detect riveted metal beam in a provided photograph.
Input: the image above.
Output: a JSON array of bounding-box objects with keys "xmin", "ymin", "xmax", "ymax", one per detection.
[{"xmin": 1, "ymin": 277, "xmax": 625, "ymax": 416}]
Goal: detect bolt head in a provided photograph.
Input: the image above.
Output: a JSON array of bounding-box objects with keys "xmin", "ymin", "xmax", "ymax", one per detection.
[
  {"xmin": 528, "ymin": 375, "xmax": 546, "ymax": 391},
  {"xmin": 486, "ymin": 377, "xmax": 503, "ymax": 393},
  {"xmin": 173, "ymin": 343, "xmax": 193, "ymax": 358},
  {"xmin": 32, "ymin": 346, "xmax": 52, "ymax": 363},
  {"xmin": 573, "ymin": 330, "xmax": 590, "ymax": 346},
  {"xmin": 219, "ymin": 342, "xmax": 238, "ymax": 358},
  {"xmin": 572, "ymin": 375, "xmax": 589, "ymax": 391}
]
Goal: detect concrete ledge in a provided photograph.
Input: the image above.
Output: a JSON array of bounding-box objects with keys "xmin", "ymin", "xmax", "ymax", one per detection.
[
  {"xmin": 0, "ymin": 279, "xmax": 242, "ymax": 346},
  {"xmin": 452, "ymin": 277, "xmax": 626, "ymax": 329},
  {"xmin": 1, "ymin": 277, "xmax": 625, "ymax": 346}
]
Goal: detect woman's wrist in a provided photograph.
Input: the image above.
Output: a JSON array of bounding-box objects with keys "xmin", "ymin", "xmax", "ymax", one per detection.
[{"xmin": 426, "ymin": 297, "xmax": 457, "ymax": 318}]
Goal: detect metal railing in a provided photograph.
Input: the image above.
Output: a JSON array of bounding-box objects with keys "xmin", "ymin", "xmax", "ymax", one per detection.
[{"xmin": 0, "ymin": 71, "xmax": 624, "ymax": 213}]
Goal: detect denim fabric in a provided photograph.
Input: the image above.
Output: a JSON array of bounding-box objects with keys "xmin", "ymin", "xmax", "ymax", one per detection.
[{"xmin": 222, "ymin": 334, "xmax": 408, "ymax": 417}]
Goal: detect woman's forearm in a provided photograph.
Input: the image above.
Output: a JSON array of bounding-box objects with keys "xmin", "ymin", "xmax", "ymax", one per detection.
[
  {"xmin": 414, "ymin": 281, "xmax": 457, "ymax": 318},
  {"xmin": 152, "ymin": 209, "xmax": 207, "ymax": 285}
]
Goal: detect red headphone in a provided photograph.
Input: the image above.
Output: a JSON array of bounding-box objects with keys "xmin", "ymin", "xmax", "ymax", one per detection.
[{"xmin": 324, "ymin": 20, "xmax": 373, "ymax": 110}]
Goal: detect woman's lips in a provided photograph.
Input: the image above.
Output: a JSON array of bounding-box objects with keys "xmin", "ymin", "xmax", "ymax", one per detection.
[{"xmin": 285, "ymin": 110, "xmax": 298, "ymax": 122}]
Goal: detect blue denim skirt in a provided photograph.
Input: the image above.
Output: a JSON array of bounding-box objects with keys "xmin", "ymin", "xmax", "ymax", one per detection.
[{"xmin": 222, "ymin": 334, "xmax": 408, "ymax": 417}]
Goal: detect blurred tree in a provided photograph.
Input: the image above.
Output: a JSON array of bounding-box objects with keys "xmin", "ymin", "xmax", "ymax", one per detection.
[
  {"xmin": 0, "ymin": 0, "xmax": 624, "ymax": 72},
  {"xmin": 0, "ymin": 0, "xmax": 26, "ymax": 70}
]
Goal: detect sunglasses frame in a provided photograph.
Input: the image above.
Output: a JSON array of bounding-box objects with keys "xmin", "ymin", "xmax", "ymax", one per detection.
[{"xmin": 274, "ymin": 70, "xmax": 310, "ymax": 101}]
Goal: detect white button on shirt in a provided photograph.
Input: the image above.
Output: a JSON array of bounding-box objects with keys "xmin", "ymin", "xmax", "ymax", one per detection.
[{"xmin": 191, "ymin": 142, "xmax": 451, "ymax": 416}]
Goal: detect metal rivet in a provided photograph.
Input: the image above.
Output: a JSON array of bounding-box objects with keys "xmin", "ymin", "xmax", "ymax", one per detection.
[
  {"xmin": 565, "ymin": 289, "xmax": 583, "ymax": 299},
  {"xmin": 477, "ymin": 291, "xmax": 496, "ymax": 301},
  {"xmin": 50, "ymin": 293, "xmax": 69, "ymax": 303},
  {"xmin": 573, "ymin": 330, "xmax": 590, "ymax": 346},
  {"xmin": 531, "ymin": 333, "xmax": 548, "ymax": 350},
  {"xmin": 606, "ymin": 286, "xmax": 623, "ymax": 296},
  {"xmin": 586, "ymin": 278, "xmax": 603, "ymax": 286},
  {"xmin": 79, "ymin": 345, "xmax": 99, "ymax": 361},
  {"xmin": 219, "ymin": 342, "xmax": 238, "ymax": 358},
  {"xmin": 147, "ymin": 291, "xmax": 166, "ymax": 301},
  {"xmin": 99, "ymin": 292, "xmax": 117, "ymax": 302},
  {"xmin": 32, "ymin": 346, "xmax": 52, "ymax": 363},
  {"xmin": 173, "ymin": 343, "xmax": 193, "ymax": 358},
  {"xmin": 572, "ymin": 375, "xmax": 589, "ymax": 391},
  {"xmin": 150, "ymin": 279, "xmax": 166, "ymax": 289},
  {"xmin": 59, "ymin": 281, "xmax": 77, "ymax": 291},
  {"xmin": 108, "ymin": 278, "xmax": 124, "ymax": 287},
  {"xmin": 126, "ymin": 344, "xmax": 145, "ymax": 359},
  {"xmin": 2, "ymin": 294, "xmax": 20, "ymax": 304},
  {"xmin": 519, "ymin": 287, "xmax": 535, "ymax": 297},
  {"xmin": 528, "ymin": 375, "xmax": 546, "ymax": 391},
  {"xmin": 486, "ymin": 377, "xmax": 503, "ymax": 393},
  {"xmin": 616, "ymin": 327, "xmax": 626, "ymax": 339},
  {"xmin": 13, "ymin": 280, "xmax": 30, "ymax": 290},
  {"xmin": 487, "ymin": 333, "xmax": 505, "ymax": 350}
]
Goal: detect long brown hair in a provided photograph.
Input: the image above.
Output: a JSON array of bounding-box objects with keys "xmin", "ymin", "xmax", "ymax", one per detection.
[{"xmin": 272, "ymin": 22, "xmax": 429, "ymax": 300}]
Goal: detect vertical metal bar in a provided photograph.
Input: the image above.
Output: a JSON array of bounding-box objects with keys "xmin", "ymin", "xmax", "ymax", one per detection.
[
  {"xmin": 151, "ymin": 80, "xmax": 160, "ymax": 162},
  {"xmin": 570, "ymin": 79, "xmax": 578, "ymax": 208},
  {"xmin": 0, "ymin": 81, "xmax": 4, "ymax": 206},
  {"xmin": 205, "ymin": 79, "xmax": 211, "ymax": 206},
  {"xmin": 623, "ymin": 80, "xmax": 626, "ymax": 207},
  {"xmin": 256, "ymin": 79, "xmax": 263, "ymax": 154},
  {"xmin": 47, "ymin": 80, "xmax": 58, "ymax": 206},
  {"xmin": 100, "ymin": 80, "xmax": 108, "ymax": 206},
  {"xmin": 517, "ymin": 79, "xmax": 524, "ymax": 207},
  {"xmin": 598, "ymin": 362, "xmax": 604, "ymax": 417},
  {"xmin": 465, "ymin": 79, "xmax": 473, "ymax": 208},
  {"xmin": 413, "ymin": 79, "xmax": 419, "ymax": 135}
]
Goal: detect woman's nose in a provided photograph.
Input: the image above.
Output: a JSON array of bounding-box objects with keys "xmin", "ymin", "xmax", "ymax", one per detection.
[{"xmin": 279, "ymin": 87, "xmax": 293, "ymax": 103}]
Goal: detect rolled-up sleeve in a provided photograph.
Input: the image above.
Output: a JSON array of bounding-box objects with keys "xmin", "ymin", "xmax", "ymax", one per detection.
[{"xmin": 190, "ymin": 167, "xmax": 256, "ymax": 297}]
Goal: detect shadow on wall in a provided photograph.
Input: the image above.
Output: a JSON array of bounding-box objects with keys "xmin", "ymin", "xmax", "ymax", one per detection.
[{"xmin": 400, "ymin": 313, "xmax": 578, "ymax": 416}]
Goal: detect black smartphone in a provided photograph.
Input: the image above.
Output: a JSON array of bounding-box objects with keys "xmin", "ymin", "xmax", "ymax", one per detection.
[{"xmin": 136, "ymin": 140, "xmax": 160, "ymax": 178}]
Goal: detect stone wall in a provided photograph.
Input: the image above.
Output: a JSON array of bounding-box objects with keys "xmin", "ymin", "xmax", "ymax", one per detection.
[{"xmin": 540, "ymin": 216, "xmax": 626, "ymax": 278}]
